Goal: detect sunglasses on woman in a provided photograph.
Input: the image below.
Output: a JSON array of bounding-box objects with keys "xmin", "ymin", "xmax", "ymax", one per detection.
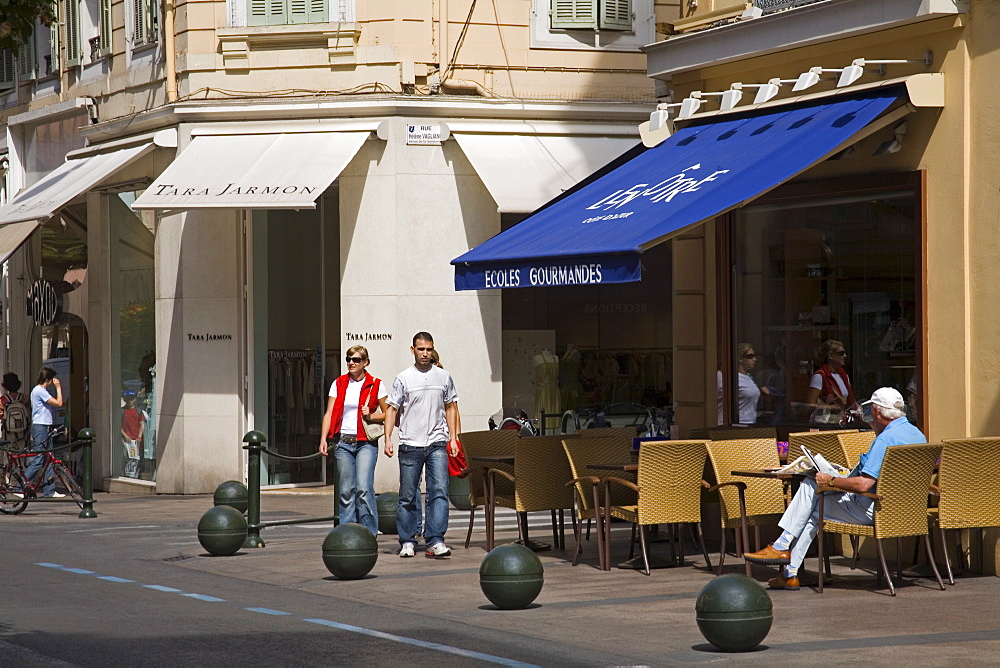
[{"xmin": 346, "ymin": 357, "xmax": 365, "ymax": 364}]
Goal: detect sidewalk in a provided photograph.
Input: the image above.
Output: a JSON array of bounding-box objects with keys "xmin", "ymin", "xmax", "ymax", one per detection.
[{"xmin": 78, "ymin": 491, "xmax": 1000, "ymax": 663}]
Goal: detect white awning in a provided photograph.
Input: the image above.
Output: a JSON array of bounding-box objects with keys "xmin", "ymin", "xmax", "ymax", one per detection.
[
  {"xmin": 131, "ymin": 132, "xmax": 370, "ymax": 210},
  {"xmin": 0, "ymin": 143, "xmax": 154, "ymax": 226},
  {"xmin": 451, "ymin": 134, "xmax": 638, "ymax": 213},
  {"xmin": 0, "ymin": 220, "xmax": 41, "ymax": 265}
]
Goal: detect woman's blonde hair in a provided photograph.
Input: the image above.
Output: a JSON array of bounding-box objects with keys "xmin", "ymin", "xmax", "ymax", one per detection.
[
  {"xmin": 346, "ymin": 345, "xmax": 369, "ymax": 362},
  {"xmin": 815, "ymin": 339, "xmax": 844, "ymax": 367},
  {"xmin": 737, "ymin": 342, "xmax": 753, "ymax": 361}
]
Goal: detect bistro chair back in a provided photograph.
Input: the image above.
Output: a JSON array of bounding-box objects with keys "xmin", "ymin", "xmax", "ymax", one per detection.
[
  {"xmin": 460, "ymin": 429, "xmax": 517, "ymax": 548},
  {"xmin": 708, "ymin": 426, "xmax": 777, "ymax": 441},
  {"xmin": 578, "ymin": 426, "xmax": 640, "ymax": 444},
  {"xmin": 932, "ymin": 437, "xmax": 1000, "ymax": 582},
  {"xmin": 704, "ymin": 438, "xmax": 785, "ymax": 575},
  {"xmin": 562, "ymin": 436, "xmax": 636, "ymax": 568},
  {"xmin": 603, "ymin": 440, "xmax": 712, "ymax": 574},
  {"xmin": 818, "ymin": 442, "xmax": 944, "ymax": 595},
  {"xmin": 786, "ymin": 429, "xmax": 856, "ymax": 465},
  {"xmin": 836, "ymin": 431, "xmax": 876, "ymax": 469}
]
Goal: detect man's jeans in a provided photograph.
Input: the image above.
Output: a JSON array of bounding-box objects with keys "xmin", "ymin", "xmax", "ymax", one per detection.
[
  {"xmin": 781, "ymin": 476, "xmax": 876, "ymax": 570},
  {"xmin": 397, "ymin": 442, "xmax": 450, "ymax": 547},
  {"xmin": 24, "ymin": 424, "xmax": 56, "ymax": 497},
  {"xmin": 333, "ymin": 439, "xmax": 379, "ymax": 536}
]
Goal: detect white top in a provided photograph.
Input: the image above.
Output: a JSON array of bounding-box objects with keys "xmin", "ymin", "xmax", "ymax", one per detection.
[
  {"xmin": 329, "ymin": 377, "xmax": 388, "ymax": 436},
  {"xmin": 30, "ymin": 385, "xmax": 55, "ymax": 426},
  {"xmin": 810, "ymin": 372, "xmax": 848, "ymax": 397},
  {"xmin": 737, "ymin": 372, "xmax": 761, "ymax": 424},
  {"xmin": 387, "ymin": 365, "xmax": 458, "ymax": 447}
]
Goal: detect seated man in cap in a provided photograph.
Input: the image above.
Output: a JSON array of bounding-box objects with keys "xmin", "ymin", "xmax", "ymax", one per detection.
[{"xmin": 743, "ymin": 387, "xmax": 926, "ymax": 589}]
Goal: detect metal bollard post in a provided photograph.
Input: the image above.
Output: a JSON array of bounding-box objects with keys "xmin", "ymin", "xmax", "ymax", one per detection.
[
  {"xmin": 77, "ymin": 428, "xmax": 97, "ymax": 519},
  {"xmin": 242, "ymin": 430, "xmax": 266, "ymax": 548}
]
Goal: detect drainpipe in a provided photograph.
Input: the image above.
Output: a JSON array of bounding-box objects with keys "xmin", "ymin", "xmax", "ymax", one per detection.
[{"xmin": 164, "ymin": 0, "xmax": 178, "ymax": 102}]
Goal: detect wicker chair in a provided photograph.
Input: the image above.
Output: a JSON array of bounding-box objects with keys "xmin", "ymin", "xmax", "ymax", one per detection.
[
  {"xmin": 485, "ymin": 434, "xmax": 577, "ymax": 552},
  {"xmin": 931, "ymin": 438, "xmax": 1000, "ymax": 583},
  {"xmin": 562, "ymin": 436, "xmax": 637, "ymax": 570},
  {"xmin": 817, "ymin": 442, "xmax": 944, "ymax": 595},
  {"xmin": 578, "ymin": 426, "xmax": 642, "ymax": 442},
  {"xmin": 708, "ymin": 426, "xmax": 777, "ymax": 441},
  {"xmin": 836, "ymin": 431, "xmax": 877, "ymax": 469},
  {"xmin": 704, "ymin": 438, "xmax": 786, "ymax": 576},
  {"xmin": 786, "ymin": 430, "xmax": 856, "ymax": 464},
  {"xmin": 460, "ymin": 430, "xmax": 517, "ymax": 549},
  {"xmin": 602, "ymin": 440, "xmax": 712, "ymax": 575}
]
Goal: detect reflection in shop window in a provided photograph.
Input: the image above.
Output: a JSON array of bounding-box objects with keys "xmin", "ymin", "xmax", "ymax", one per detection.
[
  {"xmin": 112, "ymin": 191, "xmax": 156, "ymax": 480},
  {"xmin": 729, "ymin": 190, "xmax": 919, "ymax": 429}
]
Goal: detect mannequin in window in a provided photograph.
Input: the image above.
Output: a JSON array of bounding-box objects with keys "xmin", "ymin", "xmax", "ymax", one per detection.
[{"xmin": 533, "ymin": 348, "xmax": 560, "ymax": 420}]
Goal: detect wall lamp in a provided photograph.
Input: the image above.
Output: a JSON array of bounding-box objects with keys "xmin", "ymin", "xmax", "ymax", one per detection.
[
  {"xmin": 837, "ymin": 51, "xmax": 934, "ymax": 87},
  {"xmin": 648, "ymin": 103, "xmax": 682, "ymax": 132}
]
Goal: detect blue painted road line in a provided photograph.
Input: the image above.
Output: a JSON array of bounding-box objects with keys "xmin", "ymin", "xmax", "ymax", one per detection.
[
  {"xmin": 245, "ymin": 607, "xmax": 292, "ymax": 615},
  {"xmin": 303, "ymin": 618, "xmax": 539, "ymax": 667},
  {"xmin": 36, "ymin": 563, "xmax": 535, "ymax": 666}
]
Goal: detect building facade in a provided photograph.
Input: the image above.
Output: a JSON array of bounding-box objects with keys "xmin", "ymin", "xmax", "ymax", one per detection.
[{"xmin": 0, "ymin": 1, "xmax": 682, "ymax": 493}]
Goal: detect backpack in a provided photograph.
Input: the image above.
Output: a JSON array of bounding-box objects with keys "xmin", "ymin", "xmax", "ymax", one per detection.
[{"xmin": 2, "ymin": 394, "xmax": 30, "ymax": 443}]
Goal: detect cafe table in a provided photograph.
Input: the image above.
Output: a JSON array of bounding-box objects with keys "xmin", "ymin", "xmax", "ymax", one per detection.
[{"xmin": 470, "ymin": 454, "xmax": 551, "ymax": 552}]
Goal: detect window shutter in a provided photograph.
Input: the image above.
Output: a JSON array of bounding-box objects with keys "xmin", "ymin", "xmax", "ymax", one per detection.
[
  {"xmin": 133, "ymin": 0, "xmax": 150, "ymax": 44},
  {"xmin": 598, "ymin": 0, "xmax": 632, "ymax": 31},
  {"xmin": 0, "ymin": 49, "xmax": 15, "ymax": 91},
  {"xmin": 47, "ymin": 2, "xmax": 60, "ymax": 74},
  {"xmin": 550, "ymin": 0, "xmax": 598, "ymax": 29},
  {"xmin": 18, "ymin": 32, "xmax": 37, "ymax": 81},
  {"xmin": 98, "ymin": 0, "xmax": 112, "ymax": 54},
  {"xmin": 249, "ymin": 0, "xmax": 288, "ymax": 26},
  {"xmin": 65, "ymin": 0, "xmax": 82, "ymax": 66},
  {"xmin": 307, "ymin": 0, "xmax": 327, "ymax": 23}
]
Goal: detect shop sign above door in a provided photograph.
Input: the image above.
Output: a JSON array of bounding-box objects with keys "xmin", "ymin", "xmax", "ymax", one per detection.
[{"xmin": 26, "ymin": 280, "xmax": 62, "ymax": 326}]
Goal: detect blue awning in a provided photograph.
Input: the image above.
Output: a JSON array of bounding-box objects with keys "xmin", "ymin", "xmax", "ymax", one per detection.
[{"xmin": 452, "ymin": 91, "xmax": 901, "ymax": 291}]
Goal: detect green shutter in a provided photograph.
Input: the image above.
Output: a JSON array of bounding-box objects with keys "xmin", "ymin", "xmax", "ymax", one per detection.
[
  {"xmin": 307, "ymin": 0, "xmax": 327, "ymax": 23},
  {"xmin": 249, "ymin": 0, "xmax": 288, "ymax": 26},
  {"xmin": 599, "ymin": 0, "xmax": 632, "ymax": 31},
  {"xmin": 249, "ymin": 0, "xmax": 324, "ymax": 26},
  {"xmin": 65, "ymin": 0, "xmax": 82, "ymax": 66},
  {"xmin": 550, "ymin": 0, "xmax": 597, "ymax": 29},
  {"xmin": 18, "ymin": 31, "xmax": 37, "ymax": 81},
  {"xmin": 288, "ymin": 0, "xmax": 327, "ymax": 24},
  {"xmin": 98, "ymin": 0, "xmax": 112, "ymax": 55},
  {"xmin": 47, "ymin": 2, "xmax": 60, "ymax": 74},
  {"xmin": 133, "ymin": 0, "xmax": 155, "ymax": 44},
  {"xmin": 0, "ymin": 49, "xmax": 15, "ymax": 91}
]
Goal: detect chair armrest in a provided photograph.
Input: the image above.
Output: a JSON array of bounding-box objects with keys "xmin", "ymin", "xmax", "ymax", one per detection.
[
  {"xmin": 707, "ymin": 480, "xmax": 747, "ymax": 493},
  {"xmin": 566, "ymin": 476, "xmax": 601, "ymax": 487},
  {"xmin": 487, "ymin": 468, "xmax": 516, "ymax": 484},
  {"xmin": 816, "ymin": 485, "xmax": 880, "ymax": 501},
  {"xmin": 928, "ymin": 484, "xmax": 940, "ymax": 495},
  {"xmin": 603, "ymin": 476, "xmax": 639, "ymax": 493}
]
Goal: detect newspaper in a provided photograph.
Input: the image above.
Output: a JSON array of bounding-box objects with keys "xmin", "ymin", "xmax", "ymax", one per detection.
[{"xmin": 777, "ymin": 445, "xmax": 850, "ymax": 477}]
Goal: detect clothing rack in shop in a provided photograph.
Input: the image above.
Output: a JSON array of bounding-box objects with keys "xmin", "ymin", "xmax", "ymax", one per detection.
[{"xmin": 267, "ymin": 350, "xmax": 323, "ymax": 482}]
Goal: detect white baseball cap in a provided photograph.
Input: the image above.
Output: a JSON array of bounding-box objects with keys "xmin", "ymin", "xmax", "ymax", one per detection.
[{"xmin": 862, "ymin": 387, "xmax": 904, "ymax": 410}]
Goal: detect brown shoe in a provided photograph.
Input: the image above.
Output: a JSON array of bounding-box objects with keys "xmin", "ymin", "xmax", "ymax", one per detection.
[
  {"xmin": 768, "ymin": 573, "xmax": 801, "ymax": 590},
  {"xmin": 743, "ymin": 543, "xmax": 791, "ymax": 565}
]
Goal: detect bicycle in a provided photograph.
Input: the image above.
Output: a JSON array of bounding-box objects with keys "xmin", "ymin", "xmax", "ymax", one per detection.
[{"xmin": 0, "ymin": 428, "xmax": 83, "ymax": 515}]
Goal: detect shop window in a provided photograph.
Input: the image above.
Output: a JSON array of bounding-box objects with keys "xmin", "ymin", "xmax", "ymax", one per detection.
[
  {"xmin": 531, "ymin": 0, "xmax": 653, "ymax": 51},
  {"xmin": 728, "ymin": 188, "xmax": 919, "ymax": 429},
  {"xmin": 248, "ymin": 0, "xmax": 328, "ymax": 26},
  {"xmin": 111, "ymin": 192, "xmax": 156, "ymax": 480}
]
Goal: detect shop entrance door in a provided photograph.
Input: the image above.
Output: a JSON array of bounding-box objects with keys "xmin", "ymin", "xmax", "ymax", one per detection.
[{"xmin": 247, "ymin": 209, "xmax": 326, "ymax": 486}]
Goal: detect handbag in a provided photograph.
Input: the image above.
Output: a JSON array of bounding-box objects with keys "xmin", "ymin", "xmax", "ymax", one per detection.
[
  {"xmin": 360, "ymin": 384, "xmax": 385, "ymax": 442},
  {"xmin": 448, "ymin": 437, "xmax": 469, "ymax": 477}
]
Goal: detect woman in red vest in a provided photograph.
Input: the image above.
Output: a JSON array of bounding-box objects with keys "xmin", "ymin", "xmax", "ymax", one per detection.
[
  {"xmin": 805, "ymin": 339, "xmax": 856, "ymax": 423},
  {"xmin": 319, "ymin": 345, "xmax": 388, "ymax": 536}
]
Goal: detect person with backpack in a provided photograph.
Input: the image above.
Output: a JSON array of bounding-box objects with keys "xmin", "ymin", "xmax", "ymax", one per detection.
[{"xmin": 0, "ymin": 372, "xmax": 30, "ymax": 448}]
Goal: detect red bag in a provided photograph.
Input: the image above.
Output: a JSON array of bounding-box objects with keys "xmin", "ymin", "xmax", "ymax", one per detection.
[{"xmin": 448, "ymin": 437, "xmax": 469, "ymax": 477}]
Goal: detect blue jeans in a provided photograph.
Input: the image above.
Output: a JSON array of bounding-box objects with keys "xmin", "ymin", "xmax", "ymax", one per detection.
[
  {"xmin": 332, "ymin": 439, "xmax": 378, "ymax": 536},
  {"xmin": 24, "ymin": 424, "xmax": 56, "ymax": 497},
  {"xmin": 397, "ymin": 442, "xmax": 449, "ymax": 547}
]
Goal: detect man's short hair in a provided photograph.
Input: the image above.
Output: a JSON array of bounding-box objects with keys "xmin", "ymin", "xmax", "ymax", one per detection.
[{"xmin": 412, "ymin": 331, "xmax": 434, "ymax": 346}]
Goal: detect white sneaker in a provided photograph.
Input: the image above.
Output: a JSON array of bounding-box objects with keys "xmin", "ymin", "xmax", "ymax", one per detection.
[
  {"xmin": 399, "ymin": 542, "xmax": 415, "ymax": 558},
  {"xmin": 425, "ymin": 542, "xmax": 452, "ymax": 559},
  {"xmin": 49, "ymin": 492, "xmax": 67, "ymax": 499}
]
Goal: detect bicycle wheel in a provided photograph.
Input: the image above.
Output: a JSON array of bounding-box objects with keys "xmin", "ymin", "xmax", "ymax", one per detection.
[
  {"xmin": 0, "ymin": 468, "xmax": 29, "ymax": 515},
  {"xmin": 52, "ymin": 463, "xmax": 84, "ymax": 509}
]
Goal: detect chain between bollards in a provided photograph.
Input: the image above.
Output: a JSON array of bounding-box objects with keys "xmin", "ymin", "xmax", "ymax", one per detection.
[
  {"xmin": 77, "ymin": 428, "xmax": 97, "ymax": 518},
  {"xmin": 242, "ymin": 430, "xmax": 266, "ymax": 548}
]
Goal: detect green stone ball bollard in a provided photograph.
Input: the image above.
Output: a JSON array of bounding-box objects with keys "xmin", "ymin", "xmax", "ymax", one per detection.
[
  {"xmin": 197, "ymin": 506, "xmax": 249, "ymax": 556},
  {"xmin": 322, "ymin": 523, "xmax": 379, "ymax": 580},
  {"xmin": 376, "ymin": 492, "xmax": 399, "ymax": 535},
  {"xmin": 695, "ymin": 574, "xmax": 773, "ymax": 652},
  {"xmin": 213, "ymin": 480, "xmax": 249, "ymax": 514},
  {"xmin": 479, "ymin": 543, "xmax": 544, "ymax": 609},
  {"xmin": 448, "ymin": 474, "xmax": 472, "ymax": 511}
]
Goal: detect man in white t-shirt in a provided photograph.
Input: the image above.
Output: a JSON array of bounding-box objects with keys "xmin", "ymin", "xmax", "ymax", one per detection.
[{"xmin": 384, "ymin": 332, "xmax": 461, "ymax": 559}]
